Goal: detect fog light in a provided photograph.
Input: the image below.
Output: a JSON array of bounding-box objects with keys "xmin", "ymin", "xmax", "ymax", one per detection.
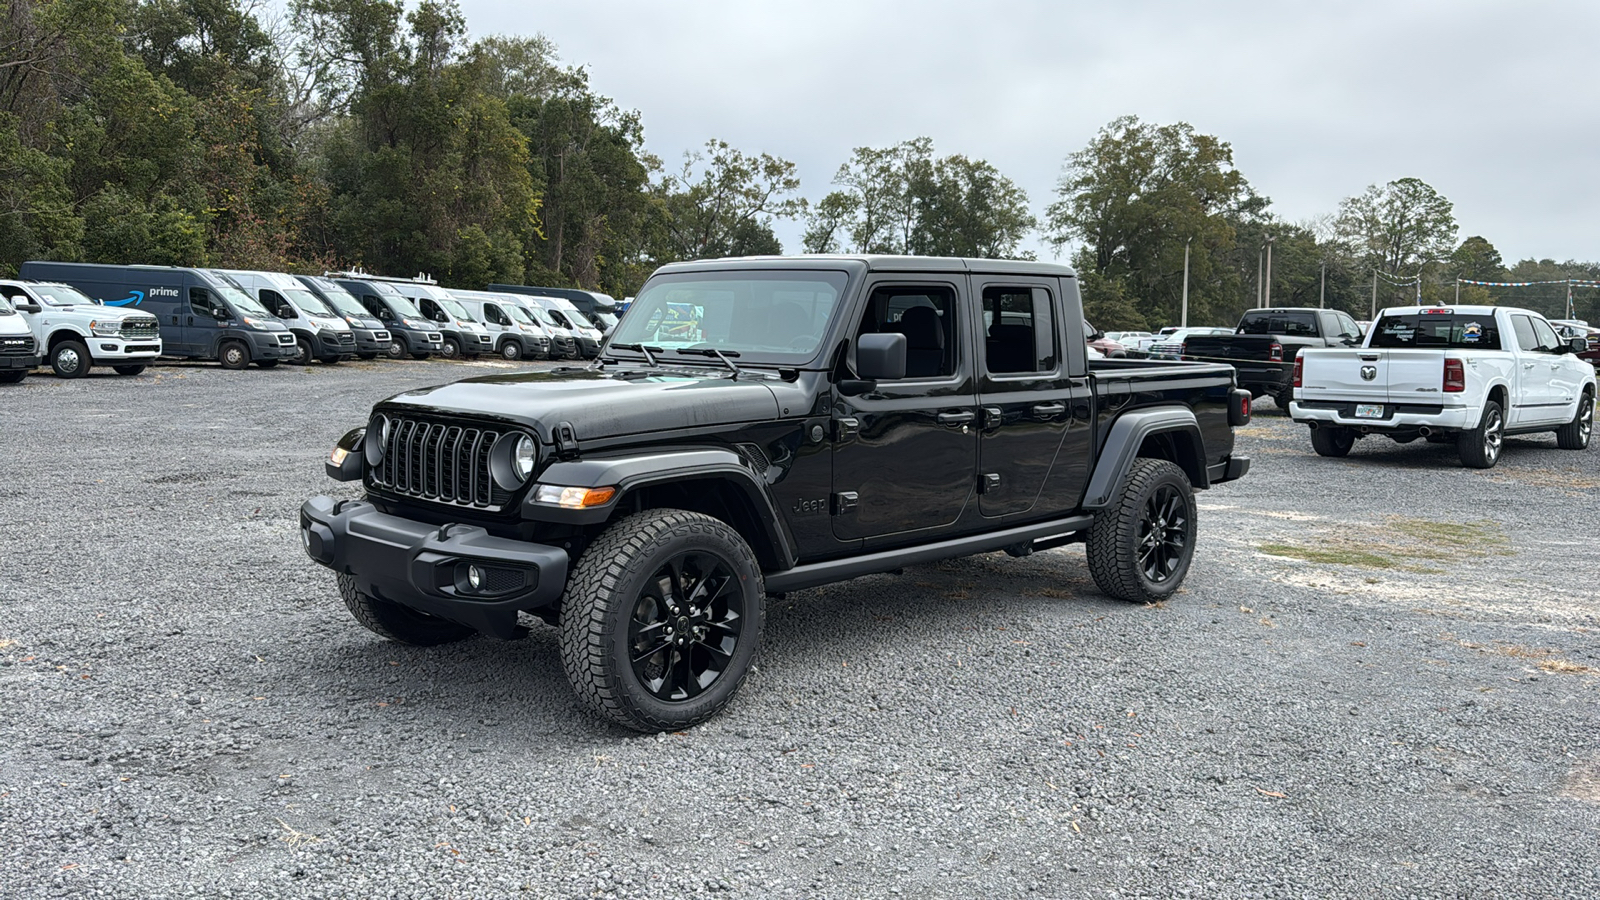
[{"xmin": 468, "ymin": 565, "xmax": 483, "ymax": 590}]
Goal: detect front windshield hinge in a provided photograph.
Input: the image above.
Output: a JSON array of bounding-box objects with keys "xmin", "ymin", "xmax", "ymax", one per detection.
[{"xmin": 552, "ymin": 421, "xmax": 580, "ymax": 460}]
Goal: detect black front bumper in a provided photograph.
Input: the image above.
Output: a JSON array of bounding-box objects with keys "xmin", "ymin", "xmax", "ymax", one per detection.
[
  {"xmin": 300, "ymin": 496, "xmax": 569, "ymax": 639},
  {"xmin": 0, "ymin": 354, "xmax": 40, "ymax": 370}
]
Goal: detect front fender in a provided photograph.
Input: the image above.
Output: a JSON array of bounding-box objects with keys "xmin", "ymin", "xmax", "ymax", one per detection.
[
  {"xmin": 1082, "ymin": 407, "xmax": 1207, "ymax": 510},
  {"xmin": 526, "ymin": 448, "xmax": 797, "ymax": 570}
]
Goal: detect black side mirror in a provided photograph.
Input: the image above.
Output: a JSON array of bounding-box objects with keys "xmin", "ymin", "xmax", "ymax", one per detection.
[
  {"xmin": 16, "ymin": 302, "xmax": 39, "ymax": 313},
  {"xmin": 213, "ymin": 308, "xmax": 230, "ymax": 321},
  {"xmin": 856, "ymin": 332, "xmax": 907, "ymax": 381},
  {"xmin": 1569, "ymin": 336, "xmax": 1587, "ymax": 354}
]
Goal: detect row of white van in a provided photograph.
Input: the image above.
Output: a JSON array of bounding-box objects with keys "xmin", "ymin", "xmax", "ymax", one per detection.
[{"xmin": 0, "ymin": 263, "xmax": 612, "ymax": 381}]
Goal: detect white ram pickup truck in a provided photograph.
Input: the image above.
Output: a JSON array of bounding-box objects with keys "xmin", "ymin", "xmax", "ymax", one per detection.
[
  {"xmin": 1291, "ymin": 305, "xmax": 1595, "ymax": 468},
  {"xmin": 0, "ymin": 280, "xmax": 163, "ymax": 378}
]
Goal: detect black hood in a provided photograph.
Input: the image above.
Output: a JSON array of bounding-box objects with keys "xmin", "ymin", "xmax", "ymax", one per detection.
[{"xmin": 376, "ymin": 368, "xmax": 783, "ymax": 442}]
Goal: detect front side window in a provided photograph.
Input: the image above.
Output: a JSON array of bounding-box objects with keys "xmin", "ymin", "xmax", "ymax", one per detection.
[
  {"xmin": 362, "ymin": 295, "xmax": 391, "ymax": 320},
  {"xmin": 1529, "ymin": 317, "xmax": 1562, "ymax": 352},
  {"xmin": 259, "ymin": 289, "xmax": 295, "ymax": 318},
  {"xmin": 854, "ymin": 284, "xmax": 958, "ymax": 379},
  {"xmin": 190, "ymin": 288, "xmax": 222, "ymax": 318},
  {"xmin": 1510, "ymin": 315, "xmax": 1539, "ymax": 352},
  {"xmin": 610, "ymin": 271, "xmax": 848, "ymax": 360},
  {"xmin": 981, "ymin": 286, "xmax": 1055, "ymax": 374}
]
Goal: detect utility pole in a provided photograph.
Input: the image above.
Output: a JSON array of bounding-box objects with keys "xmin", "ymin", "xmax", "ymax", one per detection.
[
  {"xmin": 1319, "ymin": 261, "xmax": 1326, "ymax": 309},
  {"xmin": 1568, "ymin": 280, "xmax": 1575, "ymax": 319},
  {"xmin": 1263, "ymin": 235, "xmax": 1275, "ymax": 308},
  {"xmin": 1455, "ymin": 278, "xmax": 1460, "ymax": 304},
  {"xmin": 1370, "ymin": 269, "xmax": 1378, "ymax": 319},
  {"xmin": 1256, "ymin": 245, "xmax": 1265, "ymax": 309},
  {"xmin": 1180, "ymin": 237, "xmax": 1191, "ymax": 328}
]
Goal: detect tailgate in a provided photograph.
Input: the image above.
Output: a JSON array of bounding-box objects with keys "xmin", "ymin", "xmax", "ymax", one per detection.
[{"xmin": 1298, "ymin": 349, "xmax": 1394, "ymax": 402}]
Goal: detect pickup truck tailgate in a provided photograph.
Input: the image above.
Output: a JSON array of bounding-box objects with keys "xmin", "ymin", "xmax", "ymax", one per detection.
[{"xmin": 1299, "ymin": 349, "xmax": 1447, "ymax": 404}]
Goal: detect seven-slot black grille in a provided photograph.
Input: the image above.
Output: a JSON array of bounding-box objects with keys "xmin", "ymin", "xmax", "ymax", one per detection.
[
  {"xmin": 120, "ymin": 318, "xmax": 159, "ymax": 339},
  {"xmin": 371, "ymin": 417, "xmax": 514, "ymax": 510}
]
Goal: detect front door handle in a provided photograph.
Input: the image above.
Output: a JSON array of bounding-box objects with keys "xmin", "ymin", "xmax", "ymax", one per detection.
[
  {"xmin": 1032, "ymin": 402, "xmax": 1066, "ymax": 418},
  {"xmin": 937, "ymin": 410, "xmax": 975, "ymax": 426},
  {"xmin": 1523, "ymin": 363, "xmax": 1536, "ymax": 369}
]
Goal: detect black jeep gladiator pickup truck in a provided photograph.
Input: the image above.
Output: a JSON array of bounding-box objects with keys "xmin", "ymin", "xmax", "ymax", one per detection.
[
  {"xmin": 301, "ymin": 256, "xmax": 1253, "ymax": 731},
  {"xmin": 1181, "ymin": 307, "xmax": 1366, "ymax": 410}
]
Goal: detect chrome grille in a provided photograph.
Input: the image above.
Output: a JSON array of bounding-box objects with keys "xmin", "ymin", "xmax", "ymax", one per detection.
[
  {"xmin": 120, "ymin": 319, "xmax": 159, "ymax": 339},
  {"xmin": 372, "ymin": 417, "xmax": 512, "ymax": 509}
]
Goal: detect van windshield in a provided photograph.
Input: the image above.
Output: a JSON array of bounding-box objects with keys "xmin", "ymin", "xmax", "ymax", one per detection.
[
  {"xmin": 610, "ymin": 270, "xmax": 847, "ymax": 359},
  {"xmin": 308, "ymin": 281, "xmax": 366, "ymax": 317},
  {"xmin": 529, "ymin": 306, "xmax": 564, "ymax": 329},
  {"xmin": 504, "ymin": 305, "xmax": 534, "ymax": 325},
  {"xmin": 1369, "ymin": 313, "xmax": 1503, "ymax": 351},
  {"xmin": 0, "ymin": 296, "xmax": 13, "ymax": 315},
  {"xmin": 34, "ymin": 284, "xmax": 95, "ymax": 307},
  {"xmin": 386, "ymin": 294, "xmax": 423, "ymax": 318},
  {"xmin": 283, "ymin": 289, "xmax": 333, "ymax": 317},
  {"xmin": 438, "ymin": 298, "xmax": 474, "ymax": 321}
]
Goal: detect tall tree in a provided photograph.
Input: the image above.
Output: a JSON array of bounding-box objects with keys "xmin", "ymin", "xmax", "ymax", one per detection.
[
  {"xmin": 653, "ymin": 139, "xmax": 803, "ymax": 261},
  {"xmin": 1334, "ymin": 177, "xmax": 1458, "ymax": 277}
]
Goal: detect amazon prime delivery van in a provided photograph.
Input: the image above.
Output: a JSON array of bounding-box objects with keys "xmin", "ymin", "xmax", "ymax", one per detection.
[{"xmin": 18, "ymin": 262, "xmax": 297, "ymax": 369}]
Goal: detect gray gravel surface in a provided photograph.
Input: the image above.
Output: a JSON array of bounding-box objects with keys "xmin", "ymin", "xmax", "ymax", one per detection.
[{"xmin": 2, "ymin": 362, "xmax": 1597, "ymax": 899}]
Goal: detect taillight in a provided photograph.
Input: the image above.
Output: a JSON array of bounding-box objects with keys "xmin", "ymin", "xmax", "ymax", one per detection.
[
  {"xmin": 1443, "ymin": 358, "xmax": 1465, "ymax": 392},
  {"xmin": 1179, "ymin": 341, "xmax": 1188, "ymax": 359},
  {"xmin": 1293, "ymin": 355, "xmax": 1303, "ymax": 388},
  {"xmin": 1269, "ymin": 341, "xmax": 1284, "ymax": 361}
]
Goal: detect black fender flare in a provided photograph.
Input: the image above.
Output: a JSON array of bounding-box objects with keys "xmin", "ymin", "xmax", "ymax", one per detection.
[
  {"xmin": 1081, "ymin": 407, "xmax": 1208, "ymax": 510},
  {"xmin": 526, "ymin": 448, "xmax": 798, "ymax": 570}
]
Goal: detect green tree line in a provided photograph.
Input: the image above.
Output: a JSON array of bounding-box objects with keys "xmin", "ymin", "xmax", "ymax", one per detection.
[{"xmin": 3, "ymin": 0, "xmax": 1592, "ymax": 317}]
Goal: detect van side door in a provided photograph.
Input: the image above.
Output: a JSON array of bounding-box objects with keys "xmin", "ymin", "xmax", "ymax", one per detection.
[{"xmin": 184, "ymin": 286, "xmax": 230, "ymax": 357}]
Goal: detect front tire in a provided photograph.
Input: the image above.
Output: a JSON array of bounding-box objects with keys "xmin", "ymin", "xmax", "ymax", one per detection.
[
  {"xmin": 500, "ymin": 340, "xmax": 523, "ymax": 361},
  {"xmin": 292, "ymin": 336, "xmax": 313, "ymax": 365},
  {"xmin": 218, "ymin": 340, "xmax": 250, "ymax": 370},
  {"xmin": 560, "ymin": 510, "xmax": 765, "ymax": 733},
  {"xmin": 1555, "ymin": 389, "xmax": 1593, "ymax": 450},
  {"xmin": 113, "ymin": 365, "xmax": 147, "ymax": 376},
  {"xmin": 440, "ymin": 337, "xmax": 461, "ymax": 359},
  {"xmin": 337, "ymin": 573, "xmax": 474, "ymax": 645},
  {"xmin": 1457, "ymin": 400, "xmax": 1504, "ymax": 469},
  {"xmin": 386, "ymin": 339, "xmax": 406, "ymax": 360},
  {"xmin": 1086, "ymin": 459, "xmax": 1197, "ymax": 604},
  {"xmin": 1310, "ymin": 426, "xmax": 1356, "ymax": 457},
  {"xmin": 51, "ymin": 340, "xmax": 92, "ymax": 378}
]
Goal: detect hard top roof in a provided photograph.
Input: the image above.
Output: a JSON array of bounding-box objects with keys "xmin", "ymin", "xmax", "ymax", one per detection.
[{"xmin": 652, "ymin": 254, "xmax": 1076, "ymax": 278}]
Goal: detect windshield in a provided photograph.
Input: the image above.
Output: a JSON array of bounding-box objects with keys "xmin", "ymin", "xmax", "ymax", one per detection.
[
  {"xmin": 1369, "ymin": 313, "xmax": 1503, "ymax": 350},
  {"xmin": 34, "ymin": 284, "xmax": 95, "ymax": 306},
  {"xmin": 439, "ymin": 298, "xmax": 473, "ymax": 320},
  {"xmin": 596, "ymin": 312, "xmax": 618, "ymax": 329},
  {"xmin": 283, "ymin": 288, "xmax": 334, "ymax": 317},
  {"xmin": 530, "ymin": 306, "xmax": 565, "ymax": 329},
  {"xmin": 207, "ymin": 275, "xmax": 271, "ymax": 317},
  {"xmin": 610, "ymin": 271, "xmax": 847, "ymax": 358},
  {"xmin": 0, "ymin": 296, "xmax": 12, "ymax": 314},
  {"xmin": 387, "ymin": 295, "xmax": 424, "ymax": 319},
  {"xmin": 504, "ymin": 304, "xmax": 535, "ymax": 325},
  {"xmin": 308, "ymin": 280, "xmax": 367, "ymax": 317},
  {"xmin": 1239, "ymin": 311, "xmax": 1318, "ymax": 336}
]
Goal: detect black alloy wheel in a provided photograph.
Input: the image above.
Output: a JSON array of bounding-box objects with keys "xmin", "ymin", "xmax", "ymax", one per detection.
[
  {"xmin": 1135, "ymin": 483, "xmax": 1190, "ymax": 586},
  {"xmin": 626, "ymin": 551, "xmax": 746, "ymax": 703}
]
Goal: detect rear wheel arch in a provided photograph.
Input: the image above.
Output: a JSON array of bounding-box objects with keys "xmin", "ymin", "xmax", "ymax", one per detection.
[{"xmin": 1135, "ymin": 430, "xmax": 1206, "ymax": 488}]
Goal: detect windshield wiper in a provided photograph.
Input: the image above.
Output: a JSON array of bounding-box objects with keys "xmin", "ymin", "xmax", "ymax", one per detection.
[
  {"xmin": 673, "ymin": 347, "xmax": 742, "ymax": 377},
  {"xmin": 608, "ymin": 342, "xmax": 662, "ymax": 366}
]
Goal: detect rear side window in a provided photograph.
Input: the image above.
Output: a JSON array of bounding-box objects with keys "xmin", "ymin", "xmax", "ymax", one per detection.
[
  {"xmin": 1238, "ymin": 311, "xmax": 1318, "ymax": 336},
  {"xmin": 981, "ymin": 286, "xmax": 1056, "ymax": 374},
  {"xmin": 1369, "ymin": 314, "xmax": 1502, "ymax": 350}
]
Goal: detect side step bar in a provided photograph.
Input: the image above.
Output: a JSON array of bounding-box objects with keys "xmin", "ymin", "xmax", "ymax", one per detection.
[{"xmin": 764, "ymin": 514, "xmax": 1095, "ymax": 594}]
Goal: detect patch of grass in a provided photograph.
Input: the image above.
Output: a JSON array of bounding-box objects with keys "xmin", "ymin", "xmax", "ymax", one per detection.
[
  {"xmin": 1386, "ymin": 517, "xmax": 1511, "ymax": 552},
  {"xmin": 1258, "ymin": 543, "xmax": 1399, "ymax": 569}
]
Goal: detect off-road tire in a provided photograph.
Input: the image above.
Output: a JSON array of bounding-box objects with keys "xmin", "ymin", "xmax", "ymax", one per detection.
[
  {"xmin": 112, "ymin": 365, "xmax": 146, "ymax": 376},
  {"xmin": 1555, "ymin": 389, "xmax": 1594, "ymax": 450},
  {"xmin": 337, "ymin": 573, "xmax": 474, "ymax": 646},
  {"xmin": 441, "ymin": 337, "xmax": 461, "ymax": 359},
  {"xmin": 292, "ymin": 336, "xmax": 313, "ymax": 365},
  {"xmin": 1310, "ymin": 426, "xmax": 1356, "ymax": 457},
  {"xmin": 500, "ymin": 340, "xmax": 523, "ymax": 361},
  {"xmin": 51, "ymin": 340, "xmax": 92, "ymax": 378},
  {"xmin": 0, "ymin": 370, "xmax": 25, "ymax": 384},
  {"xmin": 1273, "ymin": 386, "xmax": 1293, "ymax": 413},
  {"xmin": 1086, "ymin": 458, "xmax": 1197, "ymax": 604},
  {"xmin": 219, "ymin": 340, "xmax": 250, "ymax": 370},
  {"xmin": 1457, "ymin": 400, "xmax": 1504, "ymax": 469},
  {"xmin": 559, "ymin": 509, "xmax": 765, "ymax": 733}
]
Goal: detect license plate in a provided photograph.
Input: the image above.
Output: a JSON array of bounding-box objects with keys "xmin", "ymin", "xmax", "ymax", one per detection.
[{"xmin": 1354, "ymin": 404, "xmax": 1385, "ymax": 419}]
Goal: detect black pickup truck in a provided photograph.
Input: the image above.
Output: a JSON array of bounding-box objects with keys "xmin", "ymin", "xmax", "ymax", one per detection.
[
  {"xmin": 1181, "ymin": 307, "xmax": 1365, "ymax": 410},
  {"xmin": 300, "ymin": 256, "xmax": 1253, "ymax": 731}
]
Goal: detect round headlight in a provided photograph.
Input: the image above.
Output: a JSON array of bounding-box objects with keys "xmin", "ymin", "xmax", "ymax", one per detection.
[
  {"xmin": 365, "ymin": 414, "xmax": 390, "ymax": 466},
  {"xmin": 514, "ymin": 435, "xmax": 536, "ymax": 480}
]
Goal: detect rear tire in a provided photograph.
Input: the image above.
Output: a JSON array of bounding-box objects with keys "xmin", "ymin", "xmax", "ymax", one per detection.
[
  {"xmin": 51, "ymin": 340, "xmax": 92, "ymax": 378},
  {"xmin": 1310, "ymin": 426, "xmax": 1356, "ymax": 457},
  {"xmin": 1457, "ymin": 400, "xmax": 1504, "ymax": 469},
  {"xmin": 1555, "ymin": 390, "xmax": 1593, "ymax": 450},
  {"xmin": 337, "ymin": 573, "xmax": 474, "ymax": 646},
  {"xmin": 113, "ymin": 365, "xmax": 147, "ymax": 376},
  {"xmin": 1086, "ymin": 459, "xmax": 1196, "ymax": 604},
  {"xmin": 218, "ymin": 340, "xmax": 250, "ymax": 370},
  {"xmin": 1273, "ymin": 387, "xmax": 1293, "ymax": 413},
  {"xmin": 559, "ymin": 509, "xmax": 765, "ymax": 732}
]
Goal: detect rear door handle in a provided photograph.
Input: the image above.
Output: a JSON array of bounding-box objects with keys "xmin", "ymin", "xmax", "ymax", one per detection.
[
  {"xmin": 937, "ymin": 410, "xmax": 975, "ymax": 426},
  {"xmin": 1032, "ymin": 402, "xmax": 1066, "ymax": 418}
]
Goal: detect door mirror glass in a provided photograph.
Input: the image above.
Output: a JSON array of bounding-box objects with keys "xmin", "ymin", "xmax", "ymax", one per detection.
[
  {"xmin": 857, "ymin": 332, "xmax": 907, "ymax": 381},
  {"xmin": 1570, "ymin": 336, "xmax": 1587, "ymax": 354},
  {"xmin": 213, "ymin": 307, "xmax": 230, "ymax": 321},
  {"xmin": 16, "ymin": 301, "xmax": 39, "ymax": 313}
]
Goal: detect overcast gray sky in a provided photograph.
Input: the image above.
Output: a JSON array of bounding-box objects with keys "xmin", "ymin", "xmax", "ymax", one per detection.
[{"xmin": 460, "ymin": 0, "xmax": 1599, "ymax": 264}]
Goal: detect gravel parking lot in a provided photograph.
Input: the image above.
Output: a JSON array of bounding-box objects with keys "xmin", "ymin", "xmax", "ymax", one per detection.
[{"xmin": 2, "ymin": 360, "xmax": 1597, "ymax": 899}]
